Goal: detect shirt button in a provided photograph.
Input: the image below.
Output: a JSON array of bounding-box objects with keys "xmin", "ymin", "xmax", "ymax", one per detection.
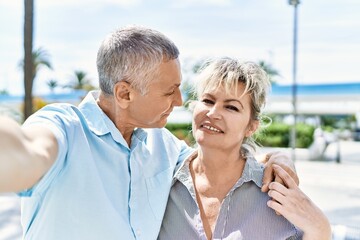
[{"xmin": 136, "ymin": 229, "xmax": 141, "ymax": 236}]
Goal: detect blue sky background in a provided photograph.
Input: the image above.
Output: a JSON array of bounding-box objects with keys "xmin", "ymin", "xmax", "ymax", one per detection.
[{"xmin": 0, "ymin": 0, "xmax": 359, "ymax": 95}]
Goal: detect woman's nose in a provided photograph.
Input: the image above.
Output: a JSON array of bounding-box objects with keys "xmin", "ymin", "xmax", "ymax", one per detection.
[{"xmin": 206, "ymin": 106, "xmax": 221, "ymax": 119}]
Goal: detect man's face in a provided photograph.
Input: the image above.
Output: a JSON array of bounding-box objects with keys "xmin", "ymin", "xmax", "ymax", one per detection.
[{"xmin": 128, "ymin": 59, "xmax": 182, "ymax": 128}]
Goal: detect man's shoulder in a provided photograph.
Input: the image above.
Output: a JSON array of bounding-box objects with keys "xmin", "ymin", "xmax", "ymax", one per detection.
[
  {"xmin": 145, "ymin": 127, "xmax": 177, "ymax": 140},
  {"xmin": 35, "ymin": 102, "xmax": 79, "ymax": 116},
  {"xmin": 24, "ymin": 103, "xmax": 85, "ymax": 130},
  {"xmin": 144, "ymin": 127, "xmax": 192, "ymax": 152}
]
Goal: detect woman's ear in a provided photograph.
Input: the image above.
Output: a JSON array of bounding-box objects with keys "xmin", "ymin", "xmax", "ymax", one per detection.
[
  {"xmin": 246, "ymin": 120, "xmax": 259, "ymax": 137},
  {"xmin": 113, "ymin": 81, "xmax": 133, "ymax": 108}
]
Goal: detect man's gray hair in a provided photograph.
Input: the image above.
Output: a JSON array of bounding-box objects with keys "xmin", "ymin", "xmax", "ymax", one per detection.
[{"xmin": 97, "ymin": 25, "xmax": 179, "ymax": 95}]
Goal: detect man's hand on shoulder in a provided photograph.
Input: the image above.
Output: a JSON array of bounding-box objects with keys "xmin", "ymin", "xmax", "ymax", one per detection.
[{"xmin": 259, "ymin": 151, "xmax": 299, "ymax": 193}]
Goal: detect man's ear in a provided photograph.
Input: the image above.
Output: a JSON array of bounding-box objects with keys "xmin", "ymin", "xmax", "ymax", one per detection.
[
  {"xmin": 113, "ymin": 81, "xmax": 133, "ymax": 108},
  {"xmin": 246, "ymin": 120, "xmax": 259, "ymax": 137}
]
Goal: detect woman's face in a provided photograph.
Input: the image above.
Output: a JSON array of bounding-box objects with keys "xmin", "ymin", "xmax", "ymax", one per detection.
[{"xmin": 192, "ymin": 83, "xmax": 258, "ymax": 151}]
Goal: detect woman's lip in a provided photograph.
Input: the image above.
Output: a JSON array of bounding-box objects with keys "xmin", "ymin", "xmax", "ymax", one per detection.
[{"xmin": 200, "ymin": 123, "xmax": 224, "ymax": 133}]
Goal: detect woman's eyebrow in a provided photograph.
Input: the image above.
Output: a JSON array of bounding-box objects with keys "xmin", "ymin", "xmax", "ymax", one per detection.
[{"xmin": 224, "ymin": 99, "xmax": 244, "ymax": 108}]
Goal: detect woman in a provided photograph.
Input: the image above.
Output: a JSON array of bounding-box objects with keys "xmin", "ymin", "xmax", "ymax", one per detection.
[{"xmin": 158, "ymin": 58, "xmax": 331, "ymax": 239}]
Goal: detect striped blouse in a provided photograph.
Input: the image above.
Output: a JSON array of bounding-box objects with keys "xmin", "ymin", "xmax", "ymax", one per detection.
[{"xmin": 158, "ymin": 153, "xmax": 303, "ymax": 240}]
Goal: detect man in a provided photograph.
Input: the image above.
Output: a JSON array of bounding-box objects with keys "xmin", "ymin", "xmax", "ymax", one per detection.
[{"xmin": 0, "ymin": 25, "xmax": 297, "ymax": 240}]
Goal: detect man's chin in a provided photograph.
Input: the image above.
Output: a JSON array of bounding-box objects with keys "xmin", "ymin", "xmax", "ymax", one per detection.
[
  {"xmin": 145, "ymin": 119, "xmax": 168, "ymax": 129},
  {"xmin": 157, "ymin": 117, "xmax": 169, "ymax": 128},
  {"xmin": 157, "ymin": 120, "xmax": 168, "ymax": 128}
]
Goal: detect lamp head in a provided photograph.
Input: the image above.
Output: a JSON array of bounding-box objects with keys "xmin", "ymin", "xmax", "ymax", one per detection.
[{"xmin": 288, "ymin": 0, "xmax": 300, "ymax": 6}]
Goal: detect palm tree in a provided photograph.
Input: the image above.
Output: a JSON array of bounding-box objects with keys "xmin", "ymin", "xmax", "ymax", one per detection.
[
  {"xmin": 23, "ymin": 0, "xmax": 34, "ymax": 120},
  {"xmin": 20, "ymin": 47, "xmax": 53, "ymax": 118},
  {"xmin": 31, "ymin": 48, "xmax": 53, "ymax": 76},
  {"xmin": 64, "ymin": 70, "xmax": 95, "ymax": 91},
  {"xmin": 258, "ymin": 60, "xmax": 280, "ymax": 84},
  {"xmin": 0, "ymin": 89, "xmax": 9, "ymax": 95},
  {"xmin": 47, "ymin": 79, "xmax": 58, "ymax": 93}
]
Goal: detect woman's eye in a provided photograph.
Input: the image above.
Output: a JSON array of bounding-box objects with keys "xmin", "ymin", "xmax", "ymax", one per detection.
[
  {"xmin": 202, "ymin": 99, "xmax": 214, "ymax": 104},
  {"xmin": 226, "ymin": 105, "xmax": 239, "ymax": 112}
]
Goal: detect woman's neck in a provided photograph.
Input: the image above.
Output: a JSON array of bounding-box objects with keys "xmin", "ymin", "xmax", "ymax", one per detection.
[
  {"xmin": 190, "ymin": 147, "xmax": 246, "ymax": 240},
  {"xmin": 192, "ymin": 147, "xmax": 245, "ymax": 183}
]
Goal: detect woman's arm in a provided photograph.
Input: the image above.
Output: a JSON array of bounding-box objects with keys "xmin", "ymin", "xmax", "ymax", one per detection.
[{"xmin": 267, "ymin": 164, "xmax": 332, "ymax": 240}]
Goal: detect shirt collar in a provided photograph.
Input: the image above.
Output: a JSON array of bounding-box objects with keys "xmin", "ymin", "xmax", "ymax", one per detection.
[
  {"xmin": 173, "ymin": 151, "xmax": 197, "ymax": 186},
  {"xmin": 78, "ymin": 91, "xmax": 110, "ymax": 136},
  {"xmin": 78, "ymin": 91, "xmax": 147, "ymax": 148},
  {"xmin": 238, "ymin": 155, "xmax": 264, "ymax": 188},
  {"xmin": 173, "ymin": 151, "xmax": 264, "ymax": 189}
]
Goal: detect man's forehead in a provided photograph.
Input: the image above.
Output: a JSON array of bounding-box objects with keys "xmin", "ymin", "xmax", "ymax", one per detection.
[{"xmin": 151, "ymin": 62, "xmax": 181, "ymax": 86}]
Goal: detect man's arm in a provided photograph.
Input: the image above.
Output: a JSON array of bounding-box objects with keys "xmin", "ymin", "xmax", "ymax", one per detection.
[
  {"xmin": 258, "ymin": 151, "xmax": 299, "ymax": 192},
  {"xmin": 0, "ymin": 116, "xmax": 58, "ymax": 192}
]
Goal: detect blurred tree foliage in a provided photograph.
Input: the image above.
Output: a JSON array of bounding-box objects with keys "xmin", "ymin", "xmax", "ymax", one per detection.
[
  {"xmin": 256, "ymin": 122, "xmax": 315, "ymax": 148},
  {"xmin": 166, "ymin": 123, "xmax": 195, "ymax": 147},
  {"xmin": 0, "ymin": 89, "xmax": 9, "ymax": 95},
  {"xmin": 64, "ymin": 70, "xmax": 96, "ymax": 91}
]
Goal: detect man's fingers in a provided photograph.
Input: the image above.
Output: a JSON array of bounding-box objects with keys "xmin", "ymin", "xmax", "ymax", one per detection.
[
  {"xmin": 261, "ymin": 183, "xmax": 269, "ymax": 192},
  {"xmin": 261, "ymin": 164, "xmax": 273, "ymax": 192},
  {"xmin": 267, "ymin": 199, "xmax": 285, "ymax": 216},
  {"xmin": 268, "ymin": 182, "xmax": 288, "ymax": 216},
  {"xmin": 273, "ymin": 164, "xmax": 297, "ymax": 189},
  {"xmin": 269, "ymin": 181, "xmax": 288, "ymax": 194},
  {"xmin": 279, "ymin": 164, "xmax": 300, "ymax": 186},
  {"xmin": 274, "ymin": 174, "xmax": 285, "ymax": 187},
  {"xmin": 268, "ymin": 189, "xmax": 286, "ymax": 204},
  {"xmin": 266, "ymin": 151, "xmax": 299, "ymax": 186}
]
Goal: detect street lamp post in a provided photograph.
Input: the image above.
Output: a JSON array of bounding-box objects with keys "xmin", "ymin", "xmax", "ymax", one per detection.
[{"xmin": 288, "ymin": 0, "xmax": 300, "ymax": 161}]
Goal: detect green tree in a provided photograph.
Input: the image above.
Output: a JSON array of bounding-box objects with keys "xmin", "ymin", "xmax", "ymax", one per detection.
[
  {"xmin": 20, "ymin": 46, "xmax": 53, "ymax": 118},
  {"xmin": 47, "ymin": 79, "xmax": 58, "ymax": 93},
  {"xmin": 31, "ymin": 47, "xmax": 53, "ymax": 74},
  {"xmin": 0, "ymin": 89, "xmax": 9, "ymax": 95},
  {"xmin": 64, "ymin": 70, "xmax": 96, "ymax": 91},
  {"xmin": 258, "ymin": 60, "xmax": 280, "ymax": 84}
]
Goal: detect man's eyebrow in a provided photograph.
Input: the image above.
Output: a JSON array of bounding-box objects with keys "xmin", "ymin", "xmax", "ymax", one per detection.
[{"xmin": 167, "ymin": 83, "xmax": 181, "ymax": 91}]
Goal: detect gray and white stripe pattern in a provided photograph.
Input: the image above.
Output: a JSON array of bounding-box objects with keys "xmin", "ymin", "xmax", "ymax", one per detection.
[{"xmin": 158, "ymin": 153, "xmax": 303, "ymax": 240}]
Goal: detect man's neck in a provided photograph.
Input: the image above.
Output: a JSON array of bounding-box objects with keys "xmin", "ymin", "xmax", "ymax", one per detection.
[{"xmin": 97, "ymin": 93, "xmax": 134, "ymax": 147}]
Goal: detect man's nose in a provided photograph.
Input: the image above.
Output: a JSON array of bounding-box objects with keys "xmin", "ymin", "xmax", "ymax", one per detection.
[{"xmin": 173, "ymin": 88, "xmax": 182, "ymax": 107}]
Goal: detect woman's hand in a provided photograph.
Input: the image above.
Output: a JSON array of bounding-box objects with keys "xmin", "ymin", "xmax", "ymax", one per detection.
[{"xmin": 267, "ymin": 164, "xmax": 332, "ymax": 240}]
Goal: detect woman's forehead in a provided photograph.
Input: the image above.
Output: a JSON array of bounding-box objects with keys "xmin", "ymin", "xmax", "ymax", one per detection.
[{"xmin": 201, "ymin": 82, "xmax": 248, "ymax": 98}]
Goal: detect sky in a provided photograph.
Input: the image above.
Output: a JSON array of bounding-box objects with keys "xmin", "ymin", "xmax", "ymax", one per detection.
[{"xmin": 0, "ymin": 0, "xmax": 359, "ymax": 95}]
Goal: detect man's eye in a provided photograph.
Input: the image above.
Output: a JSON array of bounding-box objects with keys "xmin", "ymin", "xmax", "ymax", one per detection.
[{"xmin": 165, "ymin": 90, "xmax": 175, "ymax": 96}]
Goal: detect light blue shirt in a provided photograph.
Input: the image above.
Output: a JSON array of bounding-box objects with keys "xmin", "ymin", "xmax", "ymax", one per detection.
[{"xmin": 19, "ymin": 91, "xmax": 194, "ymax": 240}]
